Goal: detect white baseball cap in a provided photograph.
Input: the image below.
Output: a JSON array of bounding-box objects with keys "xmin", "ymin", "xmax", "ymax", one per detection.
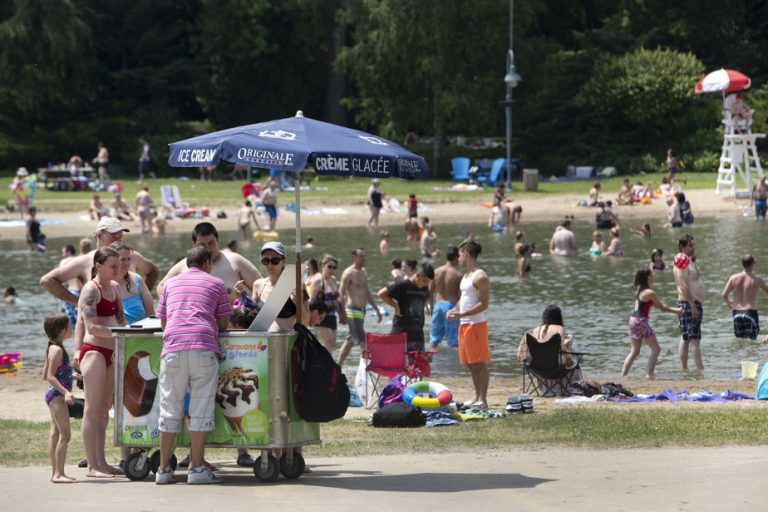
[
  {"xmin": 96, "ymin": 217, "xmax": 130, "ymax": 234},
  {"xmin": 260, "ymin": 241, "xmax": 286, "ymax": 257}
]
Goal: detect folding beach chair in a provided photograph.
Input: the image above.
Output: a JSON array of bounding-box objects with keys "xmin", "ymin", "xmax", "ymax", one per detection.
[
  {"xmin": 476, "ymin": 158, "xmax": 506, "ymax": 187},
  {"xmin": 161, "ymin": 185, "xmax": 190, "ymax": 217},
  {"xmin": 521, "ymin": 332, "xmax": 585, "ymax": 397},
  {"xmin": 451, "ymin": 157, "xmax": 471, "ymax": 182},
  {"xmin": 362, "ymin": 333, "xmax": 408, "ymax": 409}
]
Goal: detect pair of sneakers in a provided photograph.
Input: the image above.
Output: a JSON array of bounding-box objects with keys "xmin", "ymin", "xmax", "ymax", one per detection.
[
  {"xmin": 461, "ymin": 400, "xmax": 488, "ymax": 411},
  {"xmin": 155, "ymin": 466, "xmax": 223, "ymax": 485}
]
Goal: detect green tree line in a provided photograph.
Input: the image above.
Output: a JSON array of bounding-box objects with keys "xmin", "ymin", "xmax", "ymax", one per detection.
[{"xmin": 1, "ymin": 0, "xmax": 767, "ymax": 178}]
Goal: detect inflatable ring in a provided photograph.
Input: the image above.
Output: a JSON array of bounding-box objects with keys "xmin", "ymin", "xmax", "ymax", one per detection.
[
  {"xmin": 401, "ymin": 381, "xmax": 453, "ymax": 409},
  {"xmin": 252, "ymin": 230, "xmax": 279, "ymax": 240}
]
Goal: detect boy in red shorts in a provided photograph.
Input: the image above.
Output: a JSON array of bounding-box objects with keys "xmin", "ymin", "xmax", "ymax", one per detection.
[{"xmin": 447, "ymin": 239, "xmax": 490, "ymax": 410}]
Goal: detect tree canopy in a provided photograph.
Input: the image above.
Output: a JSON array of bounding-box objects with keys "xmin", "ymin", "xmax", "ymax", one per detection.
[{"xmin": 1, "ymin": 0, "xmax": 766, "ymax": 176}]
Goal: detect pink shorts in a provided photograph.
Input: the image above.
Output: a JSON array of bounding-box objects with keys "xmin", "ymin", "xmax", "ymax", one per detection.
[
  {"xmin": 458, "ymin": 322, "xmax": 491, "ymax": 364},
  {"xmin": 628, "ymin": 316, "xmax": 655, "ymax": 340}
]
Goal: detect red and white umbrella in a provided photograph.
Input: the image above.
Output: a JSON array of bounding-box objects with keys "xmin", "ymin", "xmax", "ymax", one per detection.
[{"xmin": 695, "ymin": 68, "xmax": 751, "ymax": 94}]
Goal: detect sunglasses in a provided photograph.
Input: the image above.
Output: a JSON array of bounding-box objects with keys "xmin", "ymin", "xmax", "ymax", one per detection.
[
  {"xmin": 326, "ymin": 264, "xmax": 337, "ymax": 270},
  {"xmin": 261, "ymin": 257, "xmax": 283, "ymax": 266}
]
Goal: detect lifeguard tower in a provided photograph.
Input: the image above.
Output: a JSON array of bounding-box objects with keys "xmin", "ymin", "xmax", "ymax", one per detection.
[{"xmin": 715, "ymin": 108, "xmax": 765, "ymax": 196}]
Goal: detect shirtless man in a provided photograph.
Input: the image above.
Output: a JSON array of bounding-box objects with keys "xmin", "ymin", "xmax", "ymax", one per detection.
[
  {"xmin": 673, "ymin": 234, "xmax": 706, "ymax": 372},
  {"xmin": 157, "ymin": 221, "xmax": 261, "ymax": 467},
  {"xmin": 617, "ymin": 178, "xmax": 633, "ymax": 205},
  {"xmin": 261, "ymin": 181, "xmax": 278, "ymax": 231},
  {"xmin": 429, "ymin": 246, "xmax": 462, "ymax": 349},
  {"xmin": 404, "ymin": 214, "xmax": 420, "ymax": 242},
  {"xmin": 549, "ymin": 219, "xmax": 577, "ymax": 256},
  {"xmin": 40, "ymin": 218, "xmax": 160, "ymax": 326},
  {"xmin": 722, "ymin": 255, "xmax": 768, "ymax": 340},
  {"xmin": 337, "ymin": 248, "xmax": 382, "ymax": 366},
  {"xmin": 157, "ymin": 222, "xmax": 261, "ymax": 298}
]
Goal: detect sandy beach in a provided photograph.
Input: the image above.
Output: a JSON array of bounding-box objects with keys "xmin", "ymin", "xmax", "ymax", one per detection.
[{"xmin": 0, "ymin": 187, "xmax": 750, "ymax": 242}]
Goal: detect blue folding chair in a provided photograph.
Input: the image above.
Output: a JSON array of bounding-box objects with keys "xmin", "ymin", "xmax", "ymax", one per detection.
[
  {"xmin": 451, "ymin": 157, "xmax": 471, "ymax": 182},
  {"xmin": 477, "ymin": 158, "xmax": 506, "ymax": 187}
]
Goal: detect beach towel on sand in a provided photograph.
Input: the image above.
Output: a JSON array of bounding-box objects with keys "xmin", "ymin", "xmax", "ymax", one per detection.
[{"xmin": 756, "ymin": 362, "xmax": 768, "ymax": 400}]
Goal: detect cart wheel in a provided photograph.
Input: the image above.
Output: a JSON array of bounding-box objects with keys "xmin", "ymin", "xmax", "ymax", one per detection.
[
  {"xmin": 253, "ymin": 455, "xmax": 280, "ymax": 482},
  {"xmin": 149, "ymin": 450, "xmax": 177, "ymax": 474},
  {"xmin": 279, "ymin": 451, "xmax": 305, "ymax": 480},
  {"xmin": 124, "ymin": 452, "xmax": 151, "ymax": 481}
]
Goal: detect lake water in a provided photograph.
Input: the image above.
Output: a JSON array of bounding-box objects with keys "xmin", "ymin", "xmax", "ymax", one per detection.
[{"xmin": 2, "ymin": 213, "xmax": 767, "ymax": 381}]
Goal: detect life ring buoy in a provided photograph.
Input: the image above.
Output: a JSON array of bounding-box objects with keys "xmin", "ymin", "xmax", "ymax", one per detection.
[
  {"xmin": 252, "ymin": 230, "xmax": 279, "ymax": 240},
  {"xmin": 401, "ymin": 380, "xmax": 452, "ymax": 409}
]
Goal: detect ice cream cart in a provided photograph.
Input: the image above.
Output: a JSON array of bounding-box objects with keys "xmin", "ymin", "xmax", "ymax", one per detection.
[{"xmin": 112, "ymin": 319, "xmax": 320, "ymax": 482}]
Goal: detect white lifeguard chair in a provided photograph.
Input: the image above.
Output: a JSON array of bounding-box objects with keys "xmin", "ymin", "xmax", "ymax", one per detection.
[{"xmin": 715, "ymin": 110, "xmax": 765, "ymax": 196}]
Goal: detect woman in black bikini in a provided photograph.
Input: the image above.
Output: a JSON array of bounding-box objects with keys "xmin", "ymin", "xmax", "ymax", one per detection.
[
  {"xmin": 308, "ymin": 254, "xmax": 345, "ymax": 352},
  {"xmin": 251, "ymin": 241, "xmax": 308, "ymax": 332},
  {"xmin": 78, "ymin": 246, "xmax": 125, "ymax": 478}
]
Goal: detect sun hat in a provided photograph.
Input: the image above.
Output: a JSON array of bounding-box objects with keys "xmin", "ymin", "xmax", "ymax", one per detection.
[
  {"xmin": 96, "ymin": 217, "xmax": 130, "ymax": 234},
  {"xmin": 673, "ymin": 252, "xmax": 690, "ymax": 270},
  {"xmin": 16, "ymin": 167, "xmax": 28, "ymax": 176},
  {"xmin": 261, "ymin": 241, "xmax": 286, "ymax": 257},
  {"xmin": 372, "ymin": 178, "xmax": 380, "ymax": 185}
]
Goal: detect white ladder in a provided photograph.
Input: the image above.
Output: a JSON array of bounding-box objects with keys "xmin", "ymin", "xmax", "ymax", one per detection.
[{"xmin": 715, "ymin": 113, "xmax": 764, "ymax": 195}]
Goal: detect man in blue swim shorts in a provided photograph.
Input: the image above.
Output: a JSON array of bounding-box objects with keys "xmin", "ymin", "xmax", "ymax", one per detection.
[
  {"xmin": 722, "ymin": 254, "xmax": 768, "ymax": 340},
  {"xmin": 752, "ymin": 176, "xmax": 767, "ymax": 220},
  {"xmin": 262, "ymin": 180, "xmax": 278, "ymax": 231},
  {"xmin": 429, "ymin": 246, "xmax": 462, "ymax": 349}
]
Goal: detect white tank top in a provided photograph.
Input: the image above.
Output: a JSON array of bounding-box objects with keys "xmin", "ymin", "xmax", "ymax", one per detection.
[{"xmin": 459, "ymin": 270, "xmax": 485, "ymax": 324}]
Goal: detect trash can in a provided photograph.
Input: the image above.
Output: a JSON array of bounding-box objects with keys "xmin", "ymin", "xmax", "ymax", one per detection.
[{"xmin": 523, "ymin": 168, "xmax": 539, "ymax": 191}]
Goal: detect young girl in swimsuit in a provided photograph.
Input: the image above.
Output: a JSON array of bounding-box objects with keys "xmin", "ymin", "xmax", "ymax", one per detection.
[
  {"xmin": 43, "ymin": 312, "xmax": 77, "ymax": 483},
  {"xmin": 649, "ymin": 248, "xmax": 666, "ymax": 272},
  {"xmin": 77, "ymin": 246, "xmax": 125, "ymax": 478},
  {"xmin": 622, "ymin": 269, "xmax": 682, "ymax": 379}
]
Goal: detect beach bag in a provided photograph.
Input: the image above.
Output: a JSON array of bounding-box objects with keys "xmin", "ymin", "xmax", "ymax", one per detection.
[
  {"xmin": 68, "ymin": 397, "xmax": 84, "ymax": 418},
  {"xmin": 291, "ymin": 324, "xmax": 349, "ymax": 422},
  {"xmin": 372, "ymin": 402, "xmax": 425, "ymax": 428},
  {"xmin": 376, "ymin": 375, "xmax": 406, "ymax": 410}
]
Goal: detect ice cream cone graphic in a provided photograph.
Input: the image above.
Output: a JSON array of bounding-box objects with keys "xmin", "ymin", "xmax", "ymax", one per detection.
[{"xmin": 216, "ymin": 368, "xmax": 259, "ymax": 435}]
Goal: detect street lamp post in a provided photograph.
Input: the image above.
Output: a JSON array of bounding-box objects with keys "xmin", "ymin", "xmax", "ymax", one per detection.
[{"xmin": 504, "ymin": 0, "xmax": 521, "ymax": 191}]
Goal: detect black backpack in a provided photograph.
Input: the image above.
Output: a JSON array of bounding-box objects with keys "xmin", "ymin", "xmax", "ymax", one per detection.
[
  {"xmin": 291, "ymin": 324, "xmax": 349, "ymax": 422},
  {"xmin": 372, "ymin": 402, "xmax": 426, "ymax": 428}
]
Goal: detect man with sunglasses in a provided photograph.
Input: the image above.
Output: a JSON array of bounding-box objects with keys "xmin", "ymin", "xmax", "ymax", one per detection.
[
  {"xmin": 378, "ymin": 263, "xmax": 434, "ymax": 352},
  {"xmin": 157, "ymin": 221, "xmax": 261, "ymax": 467}
]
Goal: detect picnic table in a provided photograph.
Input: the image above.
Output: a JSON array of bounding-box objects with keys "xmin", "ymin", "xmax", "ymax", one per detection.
[{"xmin": 37, "ymin": 166, "xmax": 96, "ymax": 191}]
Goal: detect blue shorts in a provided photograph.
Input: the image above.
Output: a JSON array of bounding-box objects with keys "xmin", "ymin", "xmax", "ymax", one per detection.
[
  {"xmin": 429, "ymin": 301, "xmax": 458, "ymax": 347},
  {"xmin": 59, "ymin": 288, "xmax": 80, "ymax": 327},
  {"xmin": 755, "ymin": 199, "xmax": 766, "ymax": 219},
  {"xmin": 264, "ymin": 204, "xmax": 277, "ymax": 220}
]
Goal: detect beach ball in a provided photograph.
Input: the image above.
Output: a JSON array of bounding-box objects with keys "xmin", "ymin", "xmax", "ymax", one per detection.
[
  {"xmin": 673, "ymin": 252, "xmax": 689, "ymax": 270},
  {"xmin": 201, "ymin": 207, "xmax": 210, "ymax": 217}
]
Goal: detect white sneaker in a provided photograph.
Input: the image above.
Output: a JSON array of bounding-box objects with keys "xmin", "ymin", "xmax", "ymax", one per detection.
[
  {"xmin": 155, "ymin": 467, "xmax": 175, "ymax": 485},
  {"xmin": 187, "ymin": 466, "xmax": 224, "ymax": 485}
]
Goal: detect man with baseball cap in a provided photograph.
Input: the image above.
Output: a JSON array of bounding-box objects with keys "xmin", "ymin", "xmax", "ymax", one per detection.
[{"xmin": 40, "ymin": 217, "xmax": 159, "ymax": 322}]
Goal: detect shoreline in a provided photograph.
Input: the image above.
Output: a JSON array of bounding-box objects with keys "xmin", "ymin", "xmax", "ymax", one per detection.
[
  {"xmin": 0, "ymin": 187, "xmax": 751, "ymax": 242},
  {"xmin": 1, "ymin": 368, "xmax": 760, "ymax": 424}
]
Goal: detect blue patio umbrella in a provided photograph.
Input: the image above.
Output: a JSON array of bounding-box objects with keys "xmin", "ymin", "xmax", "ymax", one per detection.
[{"xmin": 168, "ymin": 111, "xmax": 429, "ymax": 322}]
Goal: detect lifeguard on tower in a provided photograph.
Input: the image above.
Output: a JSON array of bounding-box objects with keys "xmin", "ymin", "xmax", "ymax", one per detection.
[{"xmin": 695, "ymin": 68, "xmax": 764, "ymax": 196}]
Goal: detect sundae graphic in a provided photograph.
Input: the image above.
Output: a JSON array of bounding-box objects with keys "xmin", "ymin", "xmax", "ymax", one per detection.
[
  {"xmin": 216, "ymin": 367, "xmax": 260, "ymax": 434},
  {"xmin": 123, "ymin": 351, "xmax": 158, "ymax": 417}
]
